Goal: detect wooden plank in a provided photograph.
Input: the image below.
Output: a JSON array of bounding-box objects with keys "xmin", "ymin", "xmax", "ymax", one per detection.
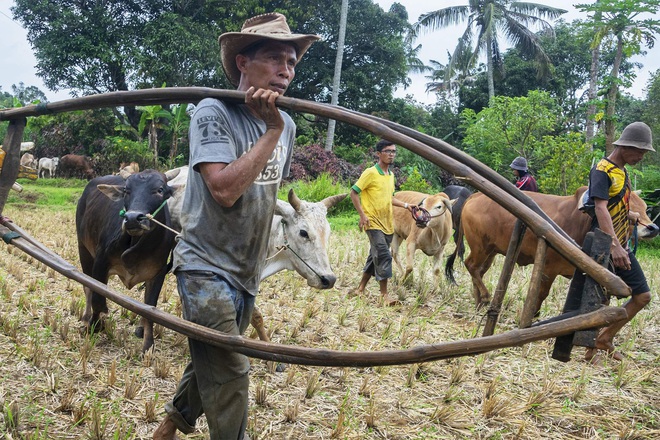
[
  {"xmin": 552, "ymin": 229, "xmax": 611, "ymax": 362},
  {"xmin": 0, "ymin": 118, "xmax": 26, "ymax": 215},
  {"xmin": 483, "ymin": 219, "xmax": 527, "ymax": 336},
  {"xmin": 520, "ymin": 238, "xmax": 548, "ymax": 328}
]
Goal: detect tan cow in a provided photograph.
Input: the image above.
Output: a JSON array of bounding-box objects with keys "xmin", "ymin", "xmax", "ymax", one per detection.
[
  {"xmin": 447, "ymin": 186, "xmax": 659, "ymax": 314},
  {"xmin": 20, "ymin": 153, "xmax": 37, "ymax": 169},
  {"xmin": 392, "ymin": 190, "xmax": 455, "ymax": 281},
  {"xmin": 117, "ymin": 161, "xmax": 140, "ymax": 179}
]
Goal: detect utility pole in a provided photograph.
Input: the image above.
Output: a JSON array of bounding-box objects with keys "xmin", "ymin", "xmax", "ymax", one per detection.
[{"xmin": 324, "ymin": 0, "xmax": 348, "ymax": 151}]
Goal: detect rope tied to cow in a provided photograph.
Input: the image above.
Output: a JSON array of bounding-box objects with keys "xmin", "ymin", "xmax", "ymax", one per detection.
[
  {"xmin": 119, "ymin": 200, "xmax": 182, "ymax": 236},
  {"xmin": 266, "ymin": 220, "xmax": 326, "ymax": 283},
  {"xmin": 410, "ymin": 201, "xmax": 449, "ymax": 228}
]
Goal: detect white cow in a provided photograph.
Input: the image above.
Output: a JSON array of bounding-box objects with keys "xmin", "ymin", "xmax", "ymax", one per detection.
[
  {"xmin": 166, "ymin": 165, "xmax": 347, "ymax": 341},
  {"xmin": 38, "ymin": 157, "xmax": 59, "ymax": 178}
]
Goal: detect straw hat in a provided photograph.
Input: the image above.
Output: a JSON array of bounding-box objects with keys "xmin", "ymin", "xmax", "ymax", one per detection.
[{"xmin": 218, "ymin": 13, "xmax": 320, "ymax": 87}]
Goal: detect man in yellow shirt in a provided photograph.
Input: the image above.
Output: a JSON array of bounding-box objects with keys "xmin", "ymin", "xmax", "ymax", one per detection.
[
  {"xmin": 583, "ymin": 121, "xmax": 655, "ymax": 363},
  {"xmin": 349, "ymin": 139, "xmax": 412, "ymax": 305}
]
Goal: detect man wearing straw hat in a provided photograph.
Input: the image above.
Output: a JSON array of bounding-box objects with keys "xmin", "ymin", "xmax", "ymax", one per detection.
[
  {"xmin": 583, "ymin": 121, "xmax": 655, "ymax": 364},
  {"xmin": 153, "ymin": 13, "xmax": 319, "ymax": 440}
]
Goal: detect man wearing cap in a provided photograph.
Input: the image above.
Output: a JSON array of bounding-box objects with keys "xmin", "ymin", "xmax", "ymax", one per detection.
[
  {"xmin": 583, "ymin": 121, "xmax": 654, "ymax": 364},
  {"xmin": 153, "ymin": 13, "xmax": 319, "ymax": 440},
  {"xmin": 509, "ymin": 156, "xmax": 538, "ymax": 192}
]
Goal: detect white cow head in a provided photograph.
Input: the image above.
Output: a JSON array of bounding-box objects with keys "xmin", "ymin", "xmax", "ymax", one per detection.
[{"xmin": 265, "ymin": 189, "xmax": 347, "ymax": 289}]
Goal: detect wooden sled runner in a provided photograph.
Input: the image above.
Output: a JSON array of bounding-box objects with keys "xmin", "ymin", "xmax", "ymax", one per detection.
[{"xmin": 0, "ymin": 88, "xmax": 630, "ymax": 366}]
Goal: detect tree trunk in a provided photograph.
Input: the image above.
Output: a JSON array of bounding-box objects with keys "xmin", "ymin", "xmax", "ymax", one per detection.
[
  {"xmin": 605, "ymin": 36, "xmax": 623, "ymax": 155},
  {"xmin": 150, "ymin": 122, "xmax": 159, "ymax": 168},
  {"xmin": 585, "ymin": 45, "xmax": 600, "ymax": 148},
  {"xmin": 325, "ymin": 0, "xmax": 349, "ymax": 152},
  {"xmin": 585, "ymin": 2, "xmax": 602, "ymax": 148},
  {"xmin": 486, "ymin": 33, "xmax": 495, "ymax": 102}
]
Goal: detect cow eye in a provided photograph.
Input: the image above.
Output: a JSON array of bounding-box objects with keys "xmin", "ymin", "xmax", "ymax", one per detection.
[
  {"xmin": 157, "ymin": 187, "xmax": 164, "ymax": 194},
  {"xmin": 299, "ymin": 230, "xmax": 309, "ymax": 239}
]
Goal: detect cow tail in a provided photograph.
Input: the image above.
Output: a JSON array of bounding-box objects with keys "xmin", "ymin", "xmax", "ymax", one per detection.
[{"xmin": 445, "ymin": 218, "xmax": 464, "ymax": 286}]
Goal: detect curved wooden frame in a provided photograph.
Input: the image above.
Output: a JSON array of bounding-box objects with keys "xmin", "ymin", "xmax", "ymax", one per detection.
[{"xmin": 0, "ymin": 87, "xmax": 629, "ymax": 366}]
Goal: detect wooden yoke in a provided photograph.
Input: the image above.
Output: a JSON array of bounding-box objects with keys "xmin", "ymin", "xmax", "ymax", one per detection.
[
  {"xmin": 552, "ymin": 228, "xmax": 613, "ymax": 362},
  {"xmin": 0, "ymin": 118, "xmax": 27, "ymax": 216}
]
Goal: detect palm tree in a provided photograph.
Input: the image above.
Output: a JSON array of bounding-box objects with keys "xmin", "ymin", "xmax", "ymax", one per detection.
[
  {"xmin": 425, "ymin": 46, "xmax": 480, "ymax": 95},
  {"xmin": 414, "ymin": 1, "xmax": 566, "ymax": 100},
  {"xmin": 577, "ymin": 0, "xmax": 660, "ymax": 153}
]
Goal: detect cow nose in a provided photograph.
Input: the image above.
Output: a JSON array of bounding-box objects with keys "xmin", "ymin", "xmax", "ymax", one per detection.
[
  {"xmin": 646, "ymin": 223, "xmax": 660, "ymax": 237},
  {"xmin": 319, "ymin": 275, "xmax": 337, "ymax": 288},
  {"xmin": 122, "ymin": 210, "xmax": 150, "ymax": 234}
]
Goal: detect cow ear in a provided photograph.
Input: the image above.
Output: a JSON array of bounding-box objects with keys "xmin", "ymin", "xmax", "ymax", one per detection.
[
  {"xmin": 275, "ymin": 198, "xmax": 295, "ymax": 218},
  {"xmin": 97, "ymin": 184, "xmax": 125, "ymax": 202}
]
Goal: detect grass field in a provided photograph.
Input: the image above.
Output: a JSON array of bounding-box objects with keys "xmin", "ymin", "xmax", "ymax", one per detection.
[{"xmin": 0, "ymin": 181, "xmax": 658, "ymax": 439}]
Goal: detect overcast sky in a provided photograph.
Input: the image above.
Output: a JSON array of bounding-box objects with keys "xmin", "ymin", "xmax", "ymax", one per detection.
[{"xmin": 1, "ymin": 0, "xmax": 658, "ymax": 105}]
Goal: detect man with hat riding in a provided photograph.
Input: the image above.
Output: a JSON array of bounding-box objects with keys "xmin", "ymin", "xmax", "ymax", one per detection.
[
  {"xmin": 153, "ymin": 13, "xmax": 319, "ymax": 440},
  {"xmin": 509, "ymin": 156, "xmax": 538, "ymax": 192},
  {"xmin": 583, "ymin": 121, "xmax": 655, "ymax": 364}
]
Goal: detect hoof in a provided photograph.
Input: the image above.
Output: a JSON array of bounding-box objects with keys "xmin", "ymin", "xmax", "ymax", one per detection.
[
  {"xmin": 276, "ymin": 363, "xmax": 287, "ymax": 373},
  {"xmin": 134, "ymin": 326, "xmax": 144, "ymax": 339}
]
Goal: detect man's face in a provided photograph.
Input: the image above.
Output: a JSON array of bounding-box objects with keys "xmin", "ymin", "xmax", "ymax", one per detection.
[
  {"xmin": 236, "ymin": 41, "xmax": 298, "ymax": 94},
  {"xmin": 378, "ymin": 145, "xmax": 397, "ymax": 165},
  {"xmin": 622, "ymin": 146, "xmax": 648, "ymax": 166}
]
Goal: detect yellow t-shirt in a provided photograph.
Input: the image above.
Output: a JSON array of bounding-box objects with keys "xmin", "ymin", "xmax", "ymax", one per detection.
[{"xmin": 352, "ymin": 164, "xmax": 395, "ymax": 234}]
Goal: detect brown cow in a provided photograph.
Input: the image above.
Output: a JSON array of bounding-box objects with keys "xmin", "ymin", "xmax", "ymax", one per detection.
[
  {"xmin": 59, "ymin": 154, "xmax": 95, "ymax": 180},
  {"xmin": 392, "ymin": 190, "xmax": 455, "ymax": 281},
  {"xmin": 447, "ymin": 186, "xmax": 658, "ymax": 314}
]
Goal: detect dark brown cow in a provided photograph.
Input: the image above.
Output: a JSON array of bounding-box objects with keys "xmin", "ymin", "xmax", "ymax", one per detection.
[
  {"xmin": 76, "ymin": 169, "xmax": 180, "ymax": 352},
  {"xmin": 446, "ymin": 186, "xmax": 659, "ymax": 314},
  {"xmin": 60, "ymin": 154, "xmax": 95, "ymax": 180}
]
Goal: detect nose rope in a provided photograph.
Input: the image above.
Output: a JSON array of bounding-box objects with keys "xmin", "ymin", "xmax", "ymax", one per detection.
[
  {"xmin": 267, "ymin": 220, "xmax": 325, "ymax": 282},
  {"xmin": 630, "ymin": 220, "xmax": 639, "ymax": 255},
  {"xmin": 118, "ymin": 200, "xmax": 181, "ymax": 236},
  {"xmin": 411, "ymin": 203, "xmax": 449, "ymax": 228}
]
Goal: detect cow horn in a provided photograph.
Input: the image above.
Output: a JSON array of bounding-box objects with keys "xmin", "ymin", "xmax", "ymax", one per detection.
[
  {"xmin": 288, "ymin": 188, "xmax": 301, "ymax": 212},
  {"xmin": 321, "ymin": 193, "xmax": 348, "ymax": 210},
  {"xmin": 165, "ymin": 167, "xmax": 181, "ymax": 181}
]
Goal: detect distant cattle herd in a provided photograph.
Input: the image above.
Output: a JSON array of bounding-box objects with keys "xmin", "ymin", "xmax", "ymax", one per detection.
[{"xmin": 19, "ymin": 152, "xmax": 136, "ymax": 180}]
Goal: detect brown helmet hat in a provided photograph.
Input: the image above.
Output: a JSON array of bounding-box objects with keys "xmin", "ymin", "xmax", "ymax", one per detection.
[
  {"xmin": 218, "ymin": 13, "xmax": 320, "ymax": 87},
  {"xmin": 613, "ymin": 121, "xmax": 655, "ymax": 152}
]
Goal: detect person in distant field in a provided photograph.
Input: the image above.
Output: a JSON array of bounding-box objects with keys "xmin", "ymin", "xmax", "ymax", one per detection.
[
  {"xmin": 349, "ymin": 139, "xmax": 412, "ymax": 306},
  {"xmin": 583, "ymin": 121, "xmax": 655, "ymax": 364},
  {"xmin": 152, "ymin": 12, "xmax": 319, "ymax": 440},
  {"xmin": 510, "ymin": 156, "xmax": 538, "ymax": 192}
]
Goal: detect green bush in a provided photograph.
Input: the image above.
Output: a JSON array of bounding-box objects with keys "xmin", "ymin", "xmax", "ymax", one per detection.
[
  {"xmin": 400, "ymin": 167, "xmax": 433, "ymax": 193},
  {"xmin": 279, "ymin": 173, "xmax": 353, "ymax": 216},
  {"xmin": 93, "ymin": 136, "xmax": 153, "ymax": 176}
]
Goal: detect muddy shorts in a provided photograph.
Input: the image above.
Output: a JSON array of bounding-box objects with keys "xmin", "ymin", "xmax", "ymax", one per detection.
[{"xmin": 362, "ymin": 229, "xmax": 393, "ymax": 281}]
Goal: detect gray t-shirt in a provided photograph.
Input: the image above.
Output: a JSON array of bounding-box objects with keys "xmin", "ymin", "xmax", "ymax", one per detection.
[{"xmin": 173, "ymin": 97, "xmax": 294, "ymax": 295}]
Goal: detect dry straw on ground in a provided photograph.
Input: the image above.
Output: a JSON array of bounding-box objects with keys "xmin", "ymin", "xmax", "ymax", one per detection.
[{"xmin": 0, "ymin": 205, "xmax": 658, "ymax": 439}]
